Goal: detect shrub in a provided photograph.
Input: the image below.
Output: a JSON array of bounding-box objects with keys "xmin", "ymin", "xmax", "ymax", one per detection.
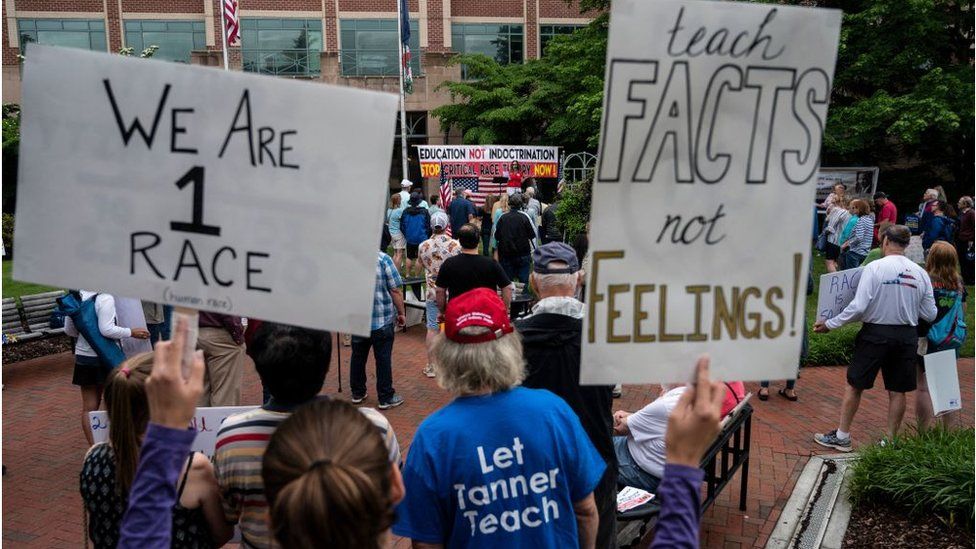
[
  {"xmin": 554, "ymin": 176, "xmax": 592, "ymax": 243},
  {"xmin": 2, "ymin": 212, "xmax": 13, "ymax": 254},
  {"xmin": 848, "ymin": 428, "xmax": 975, "ymax": 526}
]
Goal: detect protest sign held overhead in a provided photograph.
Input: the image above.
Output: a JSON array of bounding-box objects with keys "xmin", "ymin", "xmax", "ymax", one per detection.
[
  {"xmin": 582, "ymin": 0, "xmax": 842, "ymax": 383},
  {"xmin": 816, "ymin": 268, "xmax": 863, "ymax": 322},
  {"xmin": 15, "ymin": 45, "xmax": 399, "ymax": 335},
  {"xmin": 90, "ymin": 406, "xmax": 257, "ymax": 458}
]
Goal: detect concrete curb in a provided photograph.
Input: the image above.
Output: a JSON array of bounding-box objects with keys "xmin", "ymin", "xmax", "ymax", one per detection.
[{"xmin": 765, "ymin": 453, "xmax": 856, "ymax": 549}]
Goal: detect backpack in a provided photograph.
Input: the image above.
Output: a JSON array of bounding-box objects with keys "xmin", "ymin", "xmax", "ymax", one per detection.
[
  {"xmin": 401, "ymin": 208, "xmax": 430, "ymax": 245},
  {"xmin": 57, "ymin": 292, "xmax": 126, "ymax": 368},
  {"xmin": 927, "ymin": 291, "xmax": 967, "ymax": 351}
]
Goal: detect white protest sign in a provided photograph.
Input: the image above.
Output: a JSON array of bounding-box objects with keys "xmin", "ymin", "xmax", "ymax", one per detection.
[
  {"xmin": 924, "ymin": 349, "xmax": 962, "ymax": 416},
  {"xmin": 582, "ymin": 0, "xmax": 841, "ymax": 383},
  {"xmin": 90, "ymin": 406, "xmax": 257, "ymax": 457},
  {"xmin": 15, "ymin": 45, "xmax": 398, "ymax": 335},
  {"xmin": 816, "ymin": 268, "xmax": 863, "ymax": 321},
  {"xmin": 114, "ymin": 297, "xmax": 153, "ymax": 356}
]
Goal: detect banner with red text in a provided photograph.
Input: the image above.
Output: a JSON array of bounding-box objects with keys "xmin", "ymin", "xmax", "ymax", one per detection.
[{"xmin": 417, "ymin": 145, "xmax": 560, "ymax": 179}]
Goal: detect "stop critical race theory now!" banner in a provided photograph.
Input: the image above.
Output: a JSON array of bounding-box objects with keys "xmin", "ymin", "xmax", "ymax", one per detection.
[
  {"xmin": 582, "ymin": 0, "xmax": 842, "ymax": 384},
  {"xmin": 417, "ymin": 145, "xmax": 560, "ymax": 179}
]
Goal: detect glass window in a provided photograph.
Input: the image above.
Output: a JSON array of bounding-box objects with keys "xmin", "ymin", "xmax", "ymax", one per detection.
[
  {"xmin": 18, "ymin": 19, "xmax": 107, "ymax": 53},
  {"xmin": 124, "ymin": 20, "xmax": 206, "ymax": 63},
  {"xmin": 539, "ymin": 24, "xmax": 584, "ymax": 56},
  {"xmin": 339, "ymin": 19, "xmax": 421, "ymax": 77},
  {"xmin": 240, "ymin": 18, "xmax": 323, "ymax": 76},
  {"xmin": 451, "ymin": 23, "xmax": 523, "ymax": 78}
]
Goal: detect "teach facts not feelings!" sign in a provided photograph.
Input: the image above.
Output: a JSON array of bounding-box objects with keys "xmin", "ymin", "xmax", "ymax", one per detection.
[
  {"xmin": 15, "ymin": 45, "xmax": 398, "ymax": 335},
  {"xmin": 582, "ymin": 0, "xmax": 842, "ymax": 383}
]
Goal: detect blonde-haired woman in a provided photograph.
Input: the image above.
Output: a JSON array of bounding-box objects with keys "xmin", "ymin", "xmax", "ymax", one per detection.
[
  {"xmin": 916, "ymin": 241, "xmax": 967, "ymax": 430},
  {"xmin": 392, "ymin": 288, "xmax": 605, "ymax": 548}
]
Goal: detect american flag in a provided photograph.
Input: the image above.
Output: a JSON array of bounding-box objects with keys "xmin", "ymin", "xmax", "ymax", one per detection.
[
  {"xmin": 448, "ymin": 176, "xmax": 507, "ymax": 208},
  {"xmin": 223, "ymin": 0, "xmax": 240, "ymax": 46}
]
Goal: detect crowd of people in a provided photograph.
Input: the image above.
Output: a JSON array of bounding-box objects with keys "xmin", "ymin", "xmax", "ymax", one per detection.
[{"xmin": 58, "ymin": 176, "xmax": 970, "ymax": 548}]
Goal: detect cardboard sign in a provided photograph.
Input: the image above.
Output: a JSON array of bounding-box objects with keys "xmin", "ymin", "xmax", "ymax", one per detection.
[
  {"xmin": 90, "ymin": 406, "xmax": 257, "ymax": 457},
  {"xmin": 417, "ymin": 145, "xmax": 560, "ymax": 179},
  {"xmin": 582, "ymin": 0, "xmax": 841, "ymax": 383},
  {"xmin": 816, "ymin": 268, "xmax": 863, "ymax": 321},
  {"xmin": 923, "ymin": 350, "xmax": 962, "ymax": 416},
  {"xmin": 15, "ymin": 45, "xmax": 398, "ymax": 335}
]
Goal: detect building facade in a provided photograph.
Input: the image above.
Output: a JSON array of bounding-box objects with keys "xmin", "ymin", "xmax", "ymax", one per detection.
[{"xmin": 1, "ymin": 0, "xmax": 590, "ymax": 185}]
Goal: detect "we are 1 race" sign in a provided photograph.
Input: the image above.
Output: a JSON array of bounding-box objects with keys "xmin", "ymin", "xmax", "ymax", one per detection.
[{"xmin": 15, "ymin": 45, "xmax": 398, "ymax": 335}]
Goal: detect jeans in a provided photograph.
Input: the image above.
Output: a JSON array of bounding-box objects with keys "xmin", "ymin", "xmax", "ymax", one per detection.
[
  {"xmin": 482, "ymin": 233, "xmax": 492, "ymax": 256},
  {"xmin": 350, "ymin": 323, "xmax": 396, "ymax": 402},
  {"xmin": 613, "ymin": 436, "xmax": 660, "ymax": 493},
  {"xmin": 499, "ymin": 254, "xmax": 531, "ymax": 284},
  {"xmin": 840, "ymin": 250, "xmax": 866, "ymax": 270},
  {"xmin": 159, "ymin": 305, "xmax": 174, "ymax": 341},
  {"xmin": 146, "ymin": 323, "xmax": 164, "ymax": 348}
]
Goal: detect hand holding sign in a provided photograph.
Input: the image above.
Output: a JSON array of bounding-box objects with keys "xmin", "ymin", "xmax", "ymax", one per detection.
[{"xmin": 146, "ymin": 318, "xmax": 205, "ymax": 430}]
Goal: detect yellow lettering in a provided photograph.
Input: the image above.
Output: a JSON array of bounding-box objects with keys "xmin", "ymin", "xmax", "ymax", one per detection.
[
  {"xmin": 658, "ymin": 284, "xmax": 684, "ymax": 342},
  {"xmin": 764, "ymin": 287, "xmax": 785, "ymax": 338},
  {"xmin": 607, "ymin": 284, "xmax": 631, "ymax": 343},
  {"xmin": 738, "ymin": 286, "xmax": 762, "ymax": 339},
  {"xmin": 633, "ymin": 284, "xmax": 656, "ymax": 343},
  {"xmin": 587, "ymin": 251, "xmax": 624, "ymax": 343},
  {"xmin": 712, "ymin": 286, "xmax": 739, "ymax": 340},
  {"xmin": 685, "ymin": 285, "xmax": 710, "ymax": 342}
]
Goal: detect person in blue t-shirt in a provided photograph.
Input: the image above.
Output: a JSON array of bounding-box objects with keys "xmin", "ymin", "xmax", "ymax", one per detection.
[
  {"xmin": 448, "ymin": 189, "xmax": 478, "ymax": 235},
  {"xmin": 393, "ymin": 288, "xmax": 605, "ymax": 548}
]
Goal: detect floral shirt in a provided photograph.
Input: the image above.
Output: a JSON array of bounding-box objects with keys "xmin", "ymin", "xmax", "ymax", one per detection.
[{"xmin": 418, "ymin": 234, "xmax": 461, "ymax": 300}]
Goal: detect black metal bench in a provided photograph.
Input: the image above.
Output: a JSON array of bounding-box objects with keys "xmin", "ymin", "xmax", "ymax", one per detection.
[
  {"xmin": 1, "ymin": 291, "xmax": 67, "ymax": 345},
  {"xmin": 616, "ymin": 394, "xmax": 753, "ymax": 548}
]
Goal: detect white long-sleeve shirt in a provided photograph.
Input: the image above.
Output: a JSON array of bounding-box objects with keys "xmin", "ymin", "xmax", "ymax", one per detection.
[
  {"xmin": 64, "ymin": 291, "xmax": 131, "ymax": 357},
  {"xmin": 625, "ymin": 387, "xmax": 687, "ymax": 479},
  {"xmin": 825, "ymin": 255, "xmax": 937, "ymax": 330}
]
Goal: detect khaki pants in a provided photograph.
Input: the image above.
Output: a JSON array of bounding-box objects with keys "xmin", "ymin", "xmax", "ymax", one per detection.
[{"xmin": 197, "ymin": 327, "xmax": 246, "ymax": 407}]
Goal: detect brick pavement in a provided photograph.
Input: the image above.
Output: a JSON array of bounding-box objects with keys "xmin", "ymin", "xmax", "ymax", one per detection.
[{"xmin": 2, "ymin": 329, "xmax": 973, "ymax": 548}]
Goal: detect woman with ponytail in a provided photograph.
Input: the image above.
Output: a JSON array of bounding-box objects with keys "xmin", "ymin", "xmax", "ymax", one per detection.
[
  {"xmin": 79, "ymin": 352, "xmax": 233, "ymax": 548},
  {"xmin": 262, "ymin": 399, "xmax": 404, "ymax": 549}
]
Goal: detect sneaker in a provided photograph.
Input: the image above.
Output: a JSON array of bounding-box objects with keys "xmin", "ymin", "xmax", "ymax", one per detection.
[
  {"xmin": 612, "ymin": 384, "xmax": 623, "ymax": 399},
  {"xmin": 378, "ymin": 395, "xmax": 404, "ymax": 410},
  {"xmin": 351, "ymin": 393, "xmax": 367, "ymax": 404},
  {"xmin": 422, "ymin": 364, "xmax": 436, "ymax": 378},
  {"xmin": 813, "ymin": 430, "xmax": 852, "ymax": 452}
]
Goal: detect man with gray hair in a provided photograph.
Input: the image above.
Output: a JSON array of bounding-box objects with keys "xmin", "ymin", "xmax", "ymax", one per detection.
[
  {"xmin": 393, "ymin": 287, "xmax": 604, "ymax": 548},
  {"xmin": 813, "ymin": 224, "xmax": 936, "ymax": 450},
  {"xmin": 517, "ymin": 242, "xmax": 617, "ymax": 548}
]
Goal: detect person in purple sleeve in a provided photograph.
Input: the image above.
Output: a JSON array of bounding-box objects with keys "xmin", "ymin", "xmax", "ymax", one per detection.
[
  {"xmin": 650, "ymin": 356, "xmax": 727, "ymax": 549},
  {"xmin": 117, "ymin": 319, "xmax": 205, "ymax": 549}
]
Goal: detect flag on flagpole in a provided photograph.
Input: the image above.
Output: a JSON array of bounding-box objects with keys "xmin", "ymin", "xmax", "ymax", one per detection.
[
  {"xmin": 399, "ymin": 0, "xmax": 414, "ymax": 94},
  {"xmin": 223, "ymin": 0, "xmax": 241, "ymax": 46}
]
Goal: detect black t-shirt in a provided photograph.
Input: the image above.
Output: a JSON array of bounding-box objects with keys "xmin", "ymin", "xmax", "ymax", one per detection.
[
  {"xmin": 436, "ymin": 253, "xmax": 512, "ymax": 300},
  {"xmin": 494, "ymin": 210, "xmax": 536, "ymax": 258}
]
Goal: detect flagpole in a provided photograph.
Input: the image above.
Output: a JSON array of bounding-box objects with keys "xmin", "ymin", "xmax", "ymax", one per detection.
[
  {"xmin": 395, "ymin": 0, "xmax": 410, "ymax": 180},
  {"xmin": 219, "ymin": 1, "xmax": 230, "ymax": 70}
]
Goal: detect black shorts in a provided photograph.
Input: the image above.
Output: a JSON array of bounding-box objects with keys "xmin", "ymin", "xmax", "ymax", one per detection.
[
  {"xmin": 848, "ymin": 324, "xmax": 918, "ymax": 392},
  {"xmin": 406, "ymin": 243, "xmax": 419, "ymax": 259},
  {"xmin": 824, "ymin": 242, "xmax": 841, "ymax": 260},
  {"xmin": 72, "ymin": 354, "xmax": 112, "ymax": 387}
]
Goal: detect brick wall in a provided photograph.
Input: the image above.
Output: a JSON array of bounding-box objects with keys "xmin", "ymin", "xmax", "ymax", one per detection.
[
  {"xmin": 538, "ymin": 0, "xmax": 583, "ymax": 18},
  {"xmin": 12, "ymin": 0, "xmax": 103, "ymax": 11},
  {"xmin": 121, "ymin": 0, "xmax": 206, "ymax": 13},
  {"xmin": 451, "ymin": 0, "xmax": 522, "ymax": 18}
]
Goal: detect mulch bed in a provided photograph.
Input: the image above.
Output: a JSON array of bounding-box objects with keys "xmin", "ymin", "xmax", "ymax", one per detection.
[
  {"xmin": 843, "ymin": 501, "xmax": 974, "ymax": 549},
  {"xmin": 2, "ymin": 335, "xmax": 74, "ymax": 364}
]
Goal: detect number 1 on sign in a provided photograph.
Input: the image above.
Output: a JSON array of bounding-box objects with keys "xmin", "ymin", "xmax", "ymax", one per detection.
[{"xmin": 171, "ymin": 166, "xmax": 221, "ymax": 236}]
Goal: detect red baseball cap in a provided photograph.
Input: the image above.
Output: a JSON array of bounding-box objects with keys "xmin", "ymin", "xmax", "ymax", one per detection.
[{"xmin": 443, "ymin": 288, "xmax": 514, "ymax": 344}]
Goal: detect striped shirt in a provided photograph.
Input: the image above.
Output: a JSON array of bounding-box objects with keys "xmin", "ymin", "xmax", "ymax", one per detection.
[
  {"xmin": 213, "ymin": 403, "xmax": 401, "ymax": 548},
  {"xmin": 846, "ymin": 214, "xmax": 875, "ymax": 255}
]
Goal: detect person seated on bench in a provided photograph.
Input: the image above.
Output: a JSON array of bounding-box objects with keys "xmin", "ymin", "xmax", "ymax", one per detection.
[{"xmin": 613, "ymin": 381, "xmax": 745, "ymax": 493}]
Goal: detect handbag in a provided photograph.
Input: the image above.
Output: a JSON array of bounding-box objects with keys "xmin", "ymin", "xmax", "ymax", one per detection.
[
  {"xmin": 58, "ymin": 292, "xmax": 126, "ymax": 368},
  {"xmin": 815, "ymin": 229, "xmax": 828, "ymax": 252}
]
